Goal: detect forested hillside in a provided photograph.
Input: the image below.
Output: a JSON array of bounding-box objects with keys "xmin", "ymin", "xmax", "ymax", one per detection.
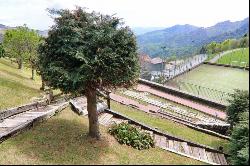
[{"xmin": 137, "ymin": 17, "xmax": 249, "ymax": 58}]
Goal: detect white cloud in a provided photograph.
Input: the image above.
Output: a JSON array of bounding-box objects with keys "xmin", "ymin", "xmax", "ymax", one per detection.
[{"xmin": 0, "ymin": 0, "xmax": 249, "ymax": 30}]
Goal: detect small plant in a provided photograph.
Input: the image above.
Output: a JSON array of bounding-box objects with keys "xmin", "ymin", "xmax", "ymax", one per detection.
[{"xmin": 108, "ymin": 123, "xmax": 155, "ymax": 150}]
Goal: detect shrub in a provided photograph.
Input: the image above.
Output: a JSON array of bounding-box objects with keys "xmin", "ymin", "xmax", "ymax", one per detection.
[
  {"xmin": 228, "ymin": 111, "xmax": 249, "ymax": 165},
  {"xmin": 108, "ymin": 123, "xmax": 155, "ymax": 150},
  {"xmin": 227, "ymin": 90, "xmax": 249, "ymax": 130}
]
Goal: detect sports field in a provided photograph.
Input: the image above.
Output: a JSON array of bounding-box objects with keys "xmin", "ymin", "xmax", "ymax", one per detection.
[
  {"xmin": 166, "ymin": 64, "xmax": 249, "ymax": 104},
  {"xmin": 216, "ymin": 48, "xmax": 249, "ymax": 67}
]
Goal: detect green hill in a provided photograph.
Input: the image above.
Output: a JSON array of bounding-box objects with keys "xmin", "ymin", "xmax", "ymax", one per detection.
[
  {"xmin": 217, "ymin": 48, "xmax": 249, "ymax": 67},
  {"xmin": 137, "ymin": 17, "xmax": 249, "ymax": 58},
  {"xmin": 0, "ymin": 58, "xmax": 205, "ymax": 165}
]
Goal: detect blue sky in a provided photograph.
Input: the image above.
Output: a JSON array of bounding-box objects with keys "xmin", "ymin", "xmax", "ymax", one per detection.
[{"xmin": 0, "ymin": 0, "xmax": 249, "ymax": 30}]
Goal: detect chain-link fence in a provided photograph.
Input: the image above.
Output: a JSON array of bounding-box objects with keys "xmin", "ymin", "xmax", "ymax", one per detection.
[{"xmin": 175, "ymin": 81, "xmax": 231, "ymax": 104}]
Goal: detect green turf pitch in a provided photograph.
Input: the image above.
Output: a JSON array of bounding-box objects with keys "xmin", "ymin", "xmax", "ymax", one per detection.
[{"xmin": 167, "ymin": 64, "xmax": 249, "ymax": 104}]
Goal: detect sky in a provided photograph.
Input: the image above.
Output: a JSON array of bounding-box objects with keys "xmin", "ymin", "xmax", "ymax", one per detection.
[{"xmin": 0, "ymin": 0, "xmax": 249, "ymax": 30}]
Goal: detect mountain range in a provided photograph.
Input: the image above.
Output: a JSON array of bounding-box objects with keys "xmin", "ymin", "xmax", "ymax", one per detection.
[
  {"xmin": 1, "ymin": 17, "xmax": 249, "ymax": 58},
  {"xmin": 137, "ymin": 17, "xmax": 249, "ymax": 58},
  {"xmin": 131, "ymin": 27, "xmax": 165, "ymax": 35}
]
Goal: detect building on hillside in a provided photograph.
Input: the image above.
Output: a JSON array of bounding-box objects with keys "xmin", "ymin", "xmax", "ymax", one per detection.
[{"xmin": 150, "ymin": 57, "xmax": 165, "ymax": 71}]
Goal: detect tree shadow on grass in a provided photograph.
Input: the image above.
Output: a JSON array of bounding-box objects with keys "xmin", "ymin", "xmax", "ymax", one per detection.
[{"xmin": 9, "ymin": 115, "xmax": 112, "ymax": 164}]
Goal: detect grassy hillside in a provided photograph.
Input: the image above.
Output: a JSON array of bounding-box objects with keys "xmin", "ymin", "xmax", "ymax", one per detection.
[
  {"xmin": 0, "ymin": 57, "xmax": 205, "ymax": 164},
  {"xmin": 216, "ymin": 48, "xmax": 249, "ymax": 67},
  {"xmin": 0, "ymin": 107, "xmax": 204, "ymax": 165},
  {"xmin": 0, "ymin": 58, "xmax": 43, "ymax": 110}
]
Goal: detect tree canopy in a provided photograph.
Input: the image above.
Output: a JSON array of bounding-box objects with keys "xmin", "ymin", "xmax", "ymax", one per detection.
[
  {"xmin": 228, "ymin": 111, "xmax": 249, "ymax": 165},
  {"xmin": 38, "ymin": 7, "xmax": 140, "ymax": 138},
  {"xmin": 226, "ymin": 90, "xmax": 249, "ymax": 128},
  {"xmin": 227, "ymin": 90, "xmax": 249, "ymax": 165},
  {"xmin": 2, "ymin": 25, "xmax": 41, "ymax": 71}
]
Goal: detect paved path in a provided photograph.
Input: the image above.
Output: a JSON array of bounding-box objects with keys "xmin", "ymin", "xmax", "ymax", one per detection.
[
  {"xmin": 136, "ymin": 84, "xmax": 227, "ymax": 120},
  {"xmin": 209, "ymin": 49, "xmax": 241, "ymax": 63}
]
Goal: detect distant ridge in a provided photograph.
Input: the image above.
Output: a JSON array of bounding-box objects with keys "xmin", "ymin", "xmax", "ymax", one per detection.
[{"xmin": 137, "ymin": 17, "xmax": 249, "ymax": 58}]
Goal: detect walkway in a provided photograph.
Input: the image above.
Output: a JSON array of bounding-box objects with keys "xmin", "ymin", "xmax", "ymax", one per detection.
[
  {"xmin": 136, "ymin": 84, "xmax": 227, "ymax": 120},
  {"xmin": 0, "ymin": 101, "xmax": 68, "ymax": 142},
  {"xmin": 209, "ymin": 48, "xmax": 241, "ymax": 63}
]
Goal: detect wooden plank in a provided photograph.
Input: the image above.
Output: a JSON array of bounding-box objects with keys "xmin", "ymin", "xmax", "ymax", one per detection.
[
  {"xmin": 205, "ymin": 151, "xmax": 214, "ymax": 163},
  {"xmin": 214, "ymin": 153, "xmax": 222, "ymax": 164},
  {"xmin": 98, "ymin": 113, "xmax": 109, "ymax": 123},
  {"xmin": 101, "ymin": 114, "xmax": 113, "ymax": 125},
  {"xmin": 165, "ymin": 138, "xmax": 169, "ymax": 148},
  {"xmin": 159, "ymin": 136, "xmax": 167, "ymax": 148},
  {"xmin": 168, "ymin": 140, "xmax": 174, "ymax": 149},
  {"xmin": 217, "ymin": 153, "xmax": 228, "ymax": 165},
  {"xmin": 154, "ymin": 134, "xmax": 161, "ymax": 147},
  {"xmin": 189, "ymin": 146, "xmax": 194, "ymax": 156},
  {"xmin": 192, "ymin": 147, "xmax": 200, "ymax": 159},
  {"xmin": 198, "ymin": 148, "xmax": 207, "ymax": 161},
  {"xmin": 211, "ymin": 152, "xmax": 220, "ymax": 164},
  {"xmin": 173, "ymin": 141, "xmax": 180, "ymax": 152},
  {"xmin": 0, "ymin": 119, "xmax": 24, "ymax": 128},
  {"xmin": 180, "ymin": 142, "xmax": 190, "ymax": 155}
]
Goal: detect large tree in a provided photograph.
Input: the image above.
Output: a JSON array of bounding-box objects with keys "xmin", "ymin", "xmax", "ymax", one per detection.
[
  {"xmin": 3, "ymin": 26, "xmax": 41, "ymax": 79},
  {"xmin": 38, "ymin": 8, "xmax": 140, "ymax": 139}
]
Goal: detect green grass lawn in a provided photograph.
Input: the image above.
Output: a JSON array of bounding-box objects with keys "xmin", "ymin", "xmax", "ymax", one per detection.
[
  {"xmin": 166, "ymin": 64, "xmax": 249, "ymax": 104},
  {"xmin": 0, "ymin": 107, "xmax": 204, "ymax": 165},
  {"xmin": 0, "ymin": 58, "xmax": 43, "ymax": 110},
  {"xmin": 111, "ymin": 101, "xmax": 229, "ymax": 152},
  {"xmin": 217, "ymin": 48, "xmax": 249, "ymax": 67}
]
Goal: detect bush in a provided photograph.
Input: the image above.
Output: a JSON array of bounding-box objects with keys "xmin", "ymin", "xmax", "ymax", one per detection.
[
  {"xmin": 227, "ymin": 90, "xmax": 249, "ymax": 130},
  {"xmin": 108, "ymin": 123, "xmax": 155, "ymax": 150},
  {"xmin": 228, "ymin": 111, "xmax": 249, "ymax": 165}
]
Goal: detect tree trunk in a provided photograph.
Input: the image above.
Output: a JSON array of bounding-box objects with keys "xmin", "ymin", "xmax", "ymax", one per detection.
[
  {"xmin": 18, "ymin": 58, "xmax": 23, "ymax": 69},
  {"xmin": 31, "ymin": 68, "xmax": 35, "ymax": 80},
  {"xmin": 86, "ymin": 88, "xmax": 100, "ymax": 139},
  {"xmin": 41, "ymin": 80, "xmax": 45, "ymax": 90}
]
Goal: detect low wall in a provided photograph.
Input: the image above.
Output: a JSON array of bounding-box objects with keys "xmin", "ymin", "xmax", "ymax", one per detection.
[
  {"xmin": 203, "ymin": 62, "xmax": 249, "ymax": 70},
  {"xmin": 138, "ymin": 78, "xmax": 227, "ymax": 111}
]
